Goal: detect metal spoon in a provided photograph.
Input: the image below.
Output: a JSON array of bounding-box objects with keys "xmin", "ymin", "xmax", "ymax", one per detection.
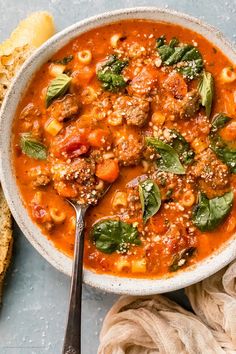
[
  {"xmin": 62, "ymin": 186, "xmax": 110, "ymax": 354},
  {"xmin": 62, "ymin": 202, "xmax": 88, "ymax": 354}
]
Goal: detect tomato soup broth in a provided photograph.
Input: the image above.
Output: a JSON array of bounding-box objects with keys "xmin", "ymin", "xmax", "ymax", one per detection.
[{"xmin": 13, "ymin": 20, "xmax": 236, "ymax": 277}]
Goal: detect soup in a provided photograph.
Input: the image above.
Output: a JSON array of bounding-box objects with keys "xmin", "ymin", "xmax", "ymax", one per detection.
[{"xmin": 12, "ymin": 20, "xmax": 236, "ymax": 278}]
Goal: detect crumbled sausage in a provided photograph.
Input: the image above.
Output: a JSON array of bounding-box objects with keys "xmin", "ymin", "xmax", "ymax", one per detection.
[
  {"xmin": 112, "ymin": 96, "xmax": 150, "ymax": 127},
  {"xmin": 48, "ymin": 94, "xmax": 80, "ymax": 121},
  {"xmin": 29, "ymin": 166, "xmax": 51, "ymax": 188},
  {"xmin": 19, "ymin": 103, "xmax": 41, "ymax": 121},
  {"xmin": 189, "ymin": 148, "xmax": 230, "ymax": 198},
  {"xmin": 114, "ymin": 133, "xmax": 144, "ymax": 166}
]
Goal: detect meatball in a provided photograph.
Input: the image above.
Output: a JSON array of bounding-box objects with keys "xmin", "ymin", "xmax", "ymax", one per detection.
[
  {"xmin": 163, "ymin": 90, "xmax": 200, "ymax": 120},
  {"xmin": 128, "ymin": 65, "xmax": 159, "ymax": 96},
  {"xmin": 50, "ymin": 157, "xmax": 99, "ymax": 204},
  {"xmin": 114, "ymin": 133, "xmax": 144, "ymax": 166},
  {"xmin": 48, "ymin": 94, "xmax": 80, "ymax": 121},
  {"xmin": 189, "ymin": 148, "xmax": 230, "ymax": 198},
  {"xmin": 112, "ymin": 95, "xmax": 150, "ymax": 127}
]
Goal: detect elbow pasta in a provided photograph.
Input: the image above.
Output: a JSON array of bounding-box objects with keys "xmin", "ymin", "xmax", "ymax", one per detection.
[
  {"xmin": 181, "ymin": 190, "xmax": 195, "ymax": 207},
  {"xmin": 77, "ymin": 49, "xmax": 92, "ymax": 64},
  {"xmin": 110, "ymin": 33, "xmax": 123, "ymax": 48},
  {"xmin": 112, "ymin": 191, "xmax": 128, "ymax": 209},
  {"xmin": 220, "ymin": 67, "xmax": 236, "ymax": 83},
  {"xmin": 49, "ymin": 208, "xmax": 66, "ymax": 224}
]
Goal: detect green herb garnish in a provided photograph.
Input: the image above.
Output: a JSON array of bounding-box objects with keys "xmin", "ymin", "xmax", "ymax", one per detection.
[
  {"xmin": 192, "ymin": 191, "xmax": 233, "ymax": 231},
  {"xmin": 97, "ymin": 55, "xmax": 128, "ymax": 92},
  {"xmin": 210, "ymin": 113, "xmax": 236, "ymax": 173},
  {"xmin": 169, "ymin": 247, "xmax": 196, "ymax": 272},
  {"xmin": 146, "ymin": 137, "xmax": 185, "ymax": 175},
  {"xmin": 46, "ymin": 73, "xmax": 72, "ymax": 108},
  {"xmin": 54, "ymin": 55, "xmax": 74, "ymax": 65},
  {"xmin": 92, "ymin": 219, "xmax": 141, "ymax": 254},
  {"xmin": 139, "ymin": 179, "xmax": 162, "ymax": 223},
  {"xmin": 20, "ymin": 133, "xmax": 47, "ymax": 160},
  {"xmin": 169, "ymin": 130, "xmax": 195, "ymax": 165},
  {"xmin": 156, "ymin": 36, "xmax": 203, "ymax": 80},
  {"xmin": 198, "ymin": 71, "xmax": 214, "ymax": 117}
]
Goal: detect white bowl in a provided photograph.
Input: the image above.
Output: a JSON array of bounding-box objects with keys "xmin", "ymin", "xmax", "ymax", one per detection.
[{"xmin": 1, "ymin": 7, "xmax": 236, "ymax": 295}]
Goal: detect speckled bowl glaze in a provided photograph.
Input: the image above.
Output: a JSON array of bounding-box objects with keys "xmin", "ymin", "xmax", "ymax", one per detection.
[{"xmin": 1, "ymin": 7, "xmax": 236, "ymax": 295}]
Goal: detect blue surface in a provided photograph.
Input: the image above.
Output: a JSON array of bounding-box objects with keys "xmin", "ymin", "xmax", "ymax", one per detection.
[{"xmin": 0, "ymin": 0, "xmax": 235, "ymax": 353}]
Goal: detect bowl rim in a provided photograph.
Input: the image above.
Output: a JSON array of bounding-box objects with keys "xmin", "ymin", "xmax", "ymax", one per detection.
[{"xmin": 1, "ymin": 6, "xmax": 236, "ymax": 295}]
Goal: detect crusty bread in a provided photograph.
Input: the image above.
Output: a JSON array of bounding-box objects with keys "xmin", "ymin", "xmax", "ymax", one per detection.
[
  {"xmin": 0, "ymin": 11, "xmax": 55, "ymax": 301},
  {"xmin": 0, "ymin": 186, "xmax": 13, "ymax": 300}
]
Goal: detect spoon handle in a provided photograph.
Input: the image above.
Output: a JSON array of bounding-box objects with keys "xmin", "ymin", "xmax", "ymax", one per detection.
[{"xmin": 63, "ymin": 206, "xmax": 86, "ymax": 354}]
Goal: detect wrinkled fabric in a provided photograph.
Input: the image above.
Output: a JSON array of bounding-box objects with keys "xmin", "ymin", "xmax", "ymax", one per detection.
[
  {"xmin": 99, "ymin": 260, "xmax": 236, "ymax": 354},
  {"xmin": 186, "ymin": 261, "xmax": 236, "ymax": 353},
  {"xmin": 98, "ymin": 295, "xmax": 223, "ymax": 354}
]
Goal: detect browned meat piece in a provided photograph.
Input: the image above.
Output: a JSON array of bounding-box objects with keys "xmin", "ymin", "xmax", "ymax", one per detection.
[
  {"xmin": 180, "ymin": 90, "xmax": 201, "ymax": 119},
  {"xmin": 19, "ymin": 103, "xmax": 41, "ymax": 121},
  {"xmin": 48, "ymin": 94, "xmax": 80, "ymax": 121},
  {"xmin": 50, "ymin": 157, "xmax": 99, "ymax": 204},
  {"xmin": 29, "ymin": 166, "xmax": 51, "ymax": 187},
  {"xmin": 112, "ymin": 96, "xmax": 150, "ymax": 127},
  {"xmin": 128, "ymin": 65, "xmax": 159, "ymax": 96},
  {"xmin": 189, "ymin": 148, "xmax": 230, "ymax": 198},
  {"xmin": 163, "ymin": 90, "xmax": 200, "ymax": 120},
  {"xmin": 114, "ymin": 133, "xmax": 144, "ymax": 166}
]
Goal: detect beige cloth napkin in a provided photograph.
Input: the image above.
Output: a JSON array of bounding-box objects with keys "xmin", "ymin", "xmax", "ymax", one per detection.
[{"xmin": 98, "ymin": 261, "xmax": 236, "ymax": 354}]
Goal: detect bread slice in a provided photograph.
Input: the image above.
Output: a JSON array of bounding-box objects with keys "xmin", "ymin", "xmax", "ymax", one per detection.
[
  {"xmin": 0, "ymin": 186, "xmax": 13, "ymax": 300},
  {"xmin": 0, "ymin": 11, "xmax": 55, "ymax": 301}
]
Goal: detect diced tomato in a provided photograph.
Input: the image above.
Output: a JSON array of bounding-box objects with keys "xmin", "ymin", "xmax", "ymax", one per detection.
[
  {"xmin": 32, "ymin": 204, "xmax": 50, "ymax": 222},
  {"xmin": 62, "ymin": 136, "xmax": 89, "ymax": 158},
  {"xmin": 96, "ymin": 159, "xmax": 119, "ymax": 183},
  {"xmin": 88, "ymin": 129, "xmax": 110, "ymax": 147},
  {"xmin": 150, "ymin": 212, "xmax": 169, "ymax": 234},
  {"xmin": 52, "ymin": 127, "xmax": 90, "ymax": 158},
  {"xmin": 72, "ymin": 66, "xmax": 95, "ymax": 87}
]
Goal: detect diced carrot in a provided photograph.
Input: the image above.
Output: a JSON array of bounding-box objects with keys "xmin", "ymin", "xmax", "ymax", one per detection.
[
  {"xmin": 96, "ymin": 159, "xmax": 119, "ymax": 183},
  {"xmin": 220, "ymin": 121, "xmax": 236, "ymax": 142},
  {"xmin": 88, "ymin": 129, "xmax": 110, "ymax": 147}
]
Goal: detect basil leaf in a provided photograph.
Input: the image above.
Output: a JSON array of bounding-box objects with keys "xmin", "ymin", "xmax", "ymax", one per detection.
[
  {"xmin": 156, "ymin": 37, "xmax": 203, "ymax": 79},
  {"xmin": 92, "ymin": 219, "xmax": 141, "ymax": 254},
  {"xmin": 20, "ymin": 133, "xmax": 47, "ymax": 160},
  {"xmin": 97, "ymin": 55, "xmax": 128, "ymax": 92},
  {"xmin": 210, "ymin": 113, "xmax": 236, "ymax": 173},
  {"xmin": 46, "ymin": 73, "xmax": 72, "ymax": 108},
  {"xmin": 198, "ymin": 71, "xmax": 214, "ymax": 117},
  {"xmin": 192, "ymin": 191, "xmax": 233, "ymax": 231},
  {"xmin": 139, "ymin": 179, "xmax": 161, "ymax": 223},
  {"xmin": 169, "ymin": 247, "xmax": 196, "ymax": 272},
  {"xmin": 146, "ymin": 137, "xmax": 185, "ymax": 174},
  {"xmin": 169, "ymin": 130, "xmax": 195, "ymax": 165},
  {"xmin": 54, "ymin": 55, "xmax": 73, "ymax": 65}
]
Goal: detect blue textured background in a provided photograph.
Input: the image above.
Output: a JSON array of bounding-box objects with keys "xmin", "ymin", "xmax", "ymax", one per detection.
[{"xmin": 0, "ymin": 1, "xmax": 235, "ymax": 353}]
